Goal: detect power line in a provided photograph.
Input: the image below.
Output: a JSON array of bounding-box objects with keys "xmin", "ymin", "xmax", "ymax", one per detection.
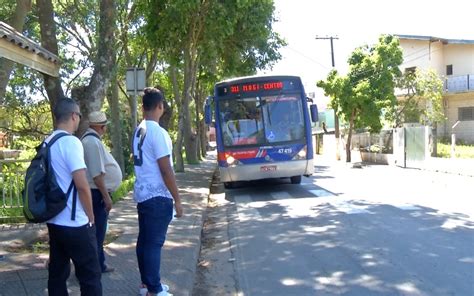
[{"xmin": 285, "ymin": 46, "xmax": 330, "ymax": 70}]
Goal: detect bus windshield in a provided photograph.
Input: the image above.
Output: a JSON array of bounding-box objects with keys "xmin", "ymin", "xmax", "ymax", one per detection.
[{"xmin": 219, "ymin": 94, "xmax": 305, "ymax": 147}]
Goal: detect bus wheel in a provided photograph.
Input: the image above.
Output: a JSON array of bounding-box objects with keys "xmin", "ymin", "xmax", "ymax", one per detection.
[
  {"xmin": 290, "ymin": 175, "xmax": 302, "ymax": 184},
  {"xmin": 224, "ymin": 182, "xmax": 234, "ymax": 189}
]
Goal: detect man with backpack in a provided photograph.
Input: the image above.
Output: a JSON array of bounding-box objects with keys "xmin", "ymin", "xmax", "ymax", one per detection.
[
  {"xmin": 81, "ymin": 111, "xmax": 122, "ymax": 274},
  {"xmin": 45, "ymin": 98, "xmax": 102, "ymax": 295}
]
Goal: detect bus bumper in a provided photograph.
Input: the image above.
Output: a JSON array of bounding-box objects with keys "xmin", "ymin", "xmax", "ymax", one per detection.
[{"xmin": 219, "ymin": 159, "xmax": 314, "ymax": 183}]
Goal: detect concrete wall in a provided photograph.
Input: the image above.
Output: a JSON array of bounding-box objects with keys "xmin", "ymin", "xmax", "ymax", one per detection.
[
  {"xmin": 443, "ymin": 44, "xmax": 474, "ymax": 76},
  {"xmin": 441, "ymin": 92, "xmax": 474, "ymax": 143},
  {"xmin": 399, "ymin": 39, "xmax": 445, "ymax": 75}
]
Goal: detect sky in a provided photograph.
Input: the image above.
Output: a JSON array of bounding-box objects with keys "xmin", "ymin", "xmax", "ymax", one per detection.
[{"xmin": 262, "ymin": 0, "xmax": 474, "ymax": 107}]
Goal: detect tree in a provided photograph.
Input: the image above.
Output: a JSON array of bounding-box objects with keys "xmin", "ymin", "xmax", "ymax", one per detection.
[
  {"xmin": 143, "ymin": 0, "xmax": 284, "ymax": 170},
  {"xmin": 37, "ymin": 0, "xmax": 64, "ymax": 125},
  {"xmin": 391, "ymin": 69, "xmax": 445, "ymax": 126},
  {"xmin": 0, "ymin": 0, "xmax": 33, "ymax": 104},
  {"xmin": 390, "ymin": 68, "xmax": 445, "ymax": 156},
  {"xmin": 318, "ymin": 35, "xmax": 403, "ymax": 162}
]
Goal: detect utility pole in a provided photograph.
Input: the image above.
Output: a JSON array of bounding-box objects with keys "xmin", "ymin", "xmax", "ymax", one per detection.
[{"xmin": 315, "ymin": 35, "xmax": 341, "ymax": 160}]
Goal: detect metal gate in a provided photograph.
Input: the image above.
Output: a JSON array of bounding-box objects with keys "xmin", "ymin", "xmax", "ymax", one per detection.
[
  {"xmin": 394, "ymin": 126, "xmax": 430, "ymax": 169},
  {"xmin": 393, "ymin": 128, "xmax": 405, "ymax": 167}
]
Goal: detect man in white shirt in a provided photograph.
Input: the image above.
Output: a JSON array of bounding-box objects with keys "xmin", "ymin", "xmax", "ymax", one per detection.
[
  {"xmin": 132, "ymin": 87, "xmax": 183, "ymax": 296},
  {"xmin": 81, "ymin": 111, "xmax": 122, "ymax": 273},
  {"xmin": 46, "ymin": 98, "xmax": 102, "ymax": 295}
]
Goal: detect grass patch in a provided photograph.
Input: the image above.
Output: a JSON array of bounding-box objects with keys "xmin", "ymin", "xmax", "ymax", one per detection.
[{"xmin": 437, "ymin": 142, "xmax": 474, "ymax": 159}]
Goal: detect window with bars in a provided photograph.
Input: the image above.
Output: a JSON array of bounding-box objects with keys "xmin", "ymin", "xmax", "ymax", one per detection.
[
  {"xmin": 458, "ymin": 107, "xmax": 474, "ymax": 121},
  {"xmin": 446, "ymin": 64, "xmax": 453, "ymax": 76}
]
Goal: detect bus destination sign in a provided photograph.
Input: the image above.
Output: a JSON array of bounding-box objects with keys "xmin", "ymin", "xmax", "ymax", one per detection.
[{"xmin": 230, "ymin": 81, "xmax": 283, "ymax": 94}]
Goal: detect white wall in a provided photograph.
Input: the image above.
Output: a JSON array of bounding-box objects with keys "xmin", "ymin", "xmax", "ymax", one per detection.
[
  {"xmin": 443, "ymin": 44, "xmax": 474, "ymax": 76},
  {"xmin": 441, "ymin": 93, "xmax": 474, "ymax": 143},
  {"xmin": 399, "ymin": 39, "xmax": 445, "ymax": 75}
]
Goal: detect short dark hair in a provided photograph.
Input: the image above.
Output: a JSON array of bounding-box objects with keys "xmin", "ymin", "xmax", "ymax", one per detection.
[
  {"xmin": 54, "ymin": 97, "xmax": 79, "ymax": 124},
  {"xmin": 142, "ymin": 87, "xmax": 165, "ymax": 111}
]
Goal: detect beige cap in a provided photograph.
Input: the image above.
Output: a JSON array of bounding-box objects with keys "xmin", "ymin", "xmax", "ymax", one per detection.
[{"xmin": 88, "ymin": 111, "xmax": 108, "ymax": 125}]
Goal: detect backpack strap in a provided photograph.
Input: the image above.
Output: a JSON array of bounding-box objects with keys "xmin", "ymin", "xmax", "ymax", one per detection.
[
  {"xmin": 46, "ymin": 132, "xmax": 70, "ymax": 147},
  {"xmin": 46, "ymin": 132, "xmax": 78, "ymax": 221},
  {"xmin": 80, "ymin": 132, "xmax": 101, "ymax": 141},
  {"xmin": 69, "ymin": 181, "xmax": 77, "ymax": 221}
]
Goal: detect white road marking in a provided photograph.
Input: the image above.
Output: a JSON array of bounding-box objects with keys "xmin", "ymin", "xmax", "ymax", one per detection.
[
  {"xmin": 308, "ymin": 189, "xmax": 335, "ymax": 197},
  {"xmin": 308, "ymin": 189, "xmax": 371, "ymax": 214},
  {"xmin": 270, "ymin": 191, "xmax": 292, "ymax": 200}
]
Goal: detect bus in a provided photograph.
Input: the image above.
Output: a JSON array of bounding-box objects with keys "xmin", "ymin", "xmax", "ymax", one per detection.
[{"xmin": 204, "ymin": 75, "xmax": 318, "ymax": 188}]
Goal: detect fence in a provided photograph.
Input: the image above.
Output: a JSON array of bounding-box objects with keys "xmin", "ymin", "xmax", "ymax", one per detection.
[
  {"xmin": 0, "ymin": 159, "xmax": 29, "ymax": 221},
  {"xmin": 350, "ymin": 130, "xmax": 394, "ymax": 153}
]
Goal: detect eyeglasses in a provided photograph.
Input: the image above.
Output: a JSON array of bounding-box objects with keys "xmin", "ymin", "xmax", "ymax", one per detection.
[{"xmin": 72, "ymin": 111, "xmax": 82, "ymax": 120}]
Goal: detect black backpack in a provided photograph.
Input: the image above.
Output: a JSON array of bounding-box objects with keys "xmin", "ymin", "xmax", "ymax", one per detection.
[{"xmin": 22, "ymin": 132, "xmax": 77, "ymax": 223}]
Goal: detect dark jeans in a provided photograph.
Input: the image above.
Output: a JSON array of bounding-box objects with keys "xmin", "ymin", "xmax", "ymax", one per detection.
[
  {"xmin": 47, "ymin": 223, "xmax": 102, "ymax": 296},
  {"xmin": 91, "ymin": 189, "xmax": 109, "ymax": 271},
  {"xmin": 136, "ymin": 197, "xmax": 173, "ymax": 294}
]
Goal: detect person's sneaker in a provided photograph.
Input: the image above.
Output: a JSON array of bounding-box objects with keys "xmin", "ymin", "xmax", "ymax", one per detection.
[
  {"xmin": 139, "ymin": 286, "xmax": 147, "ymax": 296},
  {"xmin": 139, "ymin": 284, "xmax": 170, "ymax": 296},
  {"xmin": 146, "ymin": 291, "xmax": 173, "ymax": 296}
]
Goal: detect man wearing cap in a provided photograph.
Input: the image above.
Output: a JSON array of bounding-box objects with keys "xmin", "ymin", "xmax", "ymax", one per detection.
[{"xmin": 81, "ymin": 111, "xmax": 122, "ymax": 273}]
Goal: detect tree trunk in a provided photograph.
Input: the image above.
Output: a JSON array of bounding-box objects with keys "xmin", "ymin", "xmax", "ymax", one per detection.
[
  {"xmin": 182, "ymin": 47, "xmax": 199, "ymax": 164},
  {"xmin": 346, "ymin": 110, "xmax": 356, "ymax": 163},
  {"xmin": 75, "ymin": 0, "xmax": 116, "ymax": 136},
  {"xmin": 195, "ymin": 84, "xmax": 207, "ymax": 158},
  {"xmin": 170, "ymin": 65, "xmax": 184, "ymax": 172},
  {"xmin": 37, "ymin": 0, "xmax": 64, "ymax": 125},
  {"xmin": 106, "ymin": 72, "xmax": 125, "ymax": 176},
  {"xmin": 432, "ymin": 123, "xmax": 438, "ymax": 157},
  {"xmin": 0, "ymin": 0, "xmax": 33, "ymax": 104}
]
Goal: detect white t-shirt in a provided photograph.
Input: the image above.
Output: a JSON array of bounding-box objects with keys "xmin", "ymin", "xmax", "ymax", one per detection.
[
  {"xmin": 132, "ymin": 120, "xmax": 173, "ymax": 203},
  {"xmin": 47, "ymin": 130, "xmax": 89, "ymax": 227}
]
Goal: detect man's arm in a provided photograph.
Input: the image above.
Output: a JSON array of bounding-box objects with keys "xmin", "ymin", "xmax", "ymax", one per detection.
[
  {"xmin": 72, "ymin": 168, "xmax": 94, "ymax": 224},
  {"xmin": 93, "ymin": 173, "xmax": 113, "ymax": 212},
  {"xmin": 157, "ymin": 156, "xmax": 183, "ymax": 217}
]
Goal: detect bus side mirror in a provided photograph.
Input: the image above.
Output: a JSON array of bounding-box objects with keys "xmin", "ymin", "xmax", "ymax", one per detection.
[
  {"xmin": 204, "ymin": 96, "xmax": 213, "ymax": 124},
  {"xmin": 310, "ymin": 104, "xmax": 319, "ymax": 122}
]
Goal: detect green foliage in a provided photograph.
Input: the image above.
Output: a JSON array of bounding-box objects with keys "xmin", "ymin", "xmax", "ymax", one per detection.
[
  {"xmin": 437, "ymin": 142, "xmax": 474, "ymax": 159},
  {"xmin": 391, "ymin": 69, "xmax": 445, "ymax": 126},
  {"xmin": 111, "ymin": 174, "xmax": 135, "ymax": 203},
  {"xmin": 318, "ymin": 35, "xmax": 403, "ymax": 133}
]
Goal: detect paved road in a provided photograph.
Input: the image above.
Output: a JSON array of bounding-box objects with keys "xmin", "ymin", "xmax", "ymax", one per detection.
[{"xmin": 222, "ymin": 157, "xmax": 474, "ymax": 296}]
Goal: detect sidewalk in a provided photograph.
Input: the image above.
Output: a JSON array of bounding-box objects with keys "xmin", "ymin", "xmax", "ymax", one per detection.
[{"xmin": 0, "ymin": 154, "xmax": 217, "ymax": 296}]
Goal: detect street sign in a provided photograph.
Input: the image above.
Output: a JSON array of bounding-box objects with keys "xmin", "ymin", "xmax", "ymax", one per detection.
[{"xmin": 126, "ymin": 67, "xmax": 146, "ymax": 94}]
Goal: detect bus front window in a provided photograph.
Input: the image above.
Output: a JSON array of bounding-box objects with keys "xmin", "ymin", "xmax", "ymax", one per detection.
[
  {"xmin": 262, "ymin": 95, "xmax": 305, "ymax": 143},
  {"xmin": 219, "ymin": 98, "xmax": 265, "ymax": 146}
]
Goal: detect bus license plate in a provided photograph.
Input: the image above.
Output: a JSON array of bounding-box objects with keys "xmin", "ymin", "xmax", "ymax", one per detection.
[{"xmin": 260, "ymin": 165, "xmax": 277, "ymax": 172}]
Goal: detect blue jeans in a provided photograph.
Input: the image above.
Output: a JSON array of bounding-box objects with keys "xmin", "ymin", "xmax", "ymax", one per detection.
[
  {"xmin": 136, "ymin": 197, "xmax": 173, "ymax": 294},
  {"xmin": 91, "ymin": 189, "xmax": 109, "ymax": 271}
]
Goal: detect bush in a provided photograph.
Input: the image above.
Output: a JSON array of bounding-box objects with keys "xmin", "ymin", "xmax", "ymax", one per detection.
[
  {"xmin": 437, "ymin": 142, "xmax": 474, "ymax": 159},
  {"xmin": 111, "ymin": 174, "xmax": 135, "ymax": 203}
]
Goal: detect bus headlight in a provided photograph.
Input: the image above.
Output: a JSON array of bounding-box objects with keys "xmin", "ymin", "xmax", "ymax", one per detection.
[
  {"xmin": 226, "ymin": 155, "xmax": 236, "ymax": 164},
  {"xmin": 226, "ymin": 155, "xmax": 241, "ymax": 166},
  {"xmin": 292, "ymin": 146, "xmax": 307, "ymax": 160}
]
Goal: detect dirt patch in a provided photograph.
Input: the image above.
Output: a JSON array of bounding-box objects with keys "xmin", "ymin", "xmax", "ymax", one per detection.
[
  {"xmin": 5, "ymin": 228, "xmax": 124, "ymax": 254},
  {"xmin": 192, "ymin": 170, "xmax": 237, "ymax": 296}
]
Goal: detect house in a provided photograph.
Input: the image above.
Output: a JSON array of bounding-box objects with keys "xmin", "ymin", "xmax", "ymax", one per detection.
[{"xmin": 396, "ymin": 35, "xmax": 474, "ymax": 144}]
